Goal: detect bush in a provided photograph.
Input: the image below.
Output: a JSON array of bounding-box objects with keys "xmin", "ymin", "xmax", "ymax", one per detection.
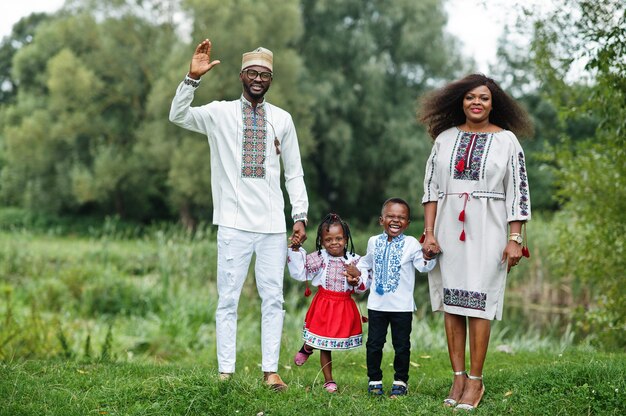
[{"xmin": 82, "ymin": 276, "xmax": 162, "ymax": 317}]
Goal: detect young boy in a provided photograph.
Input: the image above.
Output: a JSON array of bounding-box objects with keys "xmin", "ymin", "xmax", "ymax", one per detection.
[{"xmin": 346, "ymin": 197, "xmax": 438, "ymax": 397}]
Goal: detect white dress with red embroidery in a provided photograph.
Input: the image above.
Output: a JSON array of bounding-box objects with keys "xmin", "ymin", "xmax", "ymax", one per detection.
[
  {"xmin": 422, "ymin": 127, "xmax": 531, "ymax": 320},
  {"xmin": 287, "ymin": 248, "xmax": 366, "ymax": 350}
]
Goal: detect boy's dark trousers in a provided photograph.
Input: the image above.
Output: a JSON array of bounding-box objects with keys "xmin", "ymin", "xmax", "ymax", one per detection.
[{"xmin": 366, "ymin": 309, "xmax": 413, "ymax": 383}]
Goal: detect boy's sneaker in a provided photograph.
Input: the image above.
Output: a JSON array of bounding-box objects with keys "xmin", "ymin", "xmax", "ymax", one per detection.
[
  {"xmin": 368, "ymin": 381, "xmax": 384, "ymax": 396},
  {"xmin": 390, "ymin": 381, "xmax": 407, "ymax": 398}
]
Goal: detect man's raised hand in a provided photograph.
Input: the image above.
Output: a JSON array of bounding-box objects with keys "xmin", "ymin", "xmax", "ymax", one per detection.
[{"xmin": 189, "ymin": 39, "xmax": 221, "ymax": 80}]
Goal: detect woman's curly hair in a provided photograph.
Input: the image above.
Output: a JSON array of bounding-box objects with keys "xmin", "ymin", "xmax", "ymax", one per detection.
[{"xmin": 417, "ymin": 73, "xmax": 534, "ymax": 140}]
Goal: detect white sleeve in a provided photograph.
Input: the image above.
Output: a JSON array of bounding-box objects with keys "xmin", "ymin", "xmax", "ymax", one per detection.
[
  {"xmin": 422, "ymin": 139, "xmax": 439, "ymax": 204},
  {"xmin": 348, "ymin": 254, "xmax": 368, "ymax": 294},
  {"xmin": 503, "ymin": 131, "xmax": 531, "ymax": 222},
  {"xmin": 168, "ymin": 76, "xmax": 212, "ymax": 135},
  {"xmin": 410, "ymin": 237, "xmax": 437, "ymax": 273},
  {"xmin": 278, "ymin": 113, "xmax": 308, "ymax": 223},
  {"xmin": 412, "ymin": 243, "xmax": 437, "ymax": 273},
  {"xmin": 286, "ymin": 247, "xmax": 308, "ymax": 282},
  {"xmin": 357, "ymin": 238, "xmax": 375, "ymax": 291}
]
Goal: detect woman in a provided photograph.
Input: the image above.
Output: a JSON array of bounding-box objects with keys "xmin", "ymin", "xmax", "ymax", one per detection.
[{"xmin": 418, "ymin": 74, "xmax": 533, "ymax": 410}]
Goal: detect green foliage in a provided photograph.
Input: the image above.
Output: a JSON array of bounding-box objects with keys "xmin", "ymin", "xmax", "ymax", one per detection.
[
  {"xmin": 0, "ymin": 5, "xmax": 178, "ymax": 221},
  {"xmin": 528, "ymin": 0, "xmax": 626, "ymax": 349},
  {"xmin": 82, "ymin": 277, "xmax": 162, "ymax": 317},
  {"xmin": 298, "ymin": 0, "xmax": 465, "ymax": 221},
  {"xmin": 100, "ymin": 324, "xmax": 114, "ymax": 361},
  {"xmin": 0, "ymin": 13, "xmax": 51, "ymax": 104},
  {"xmin": 56, "ymin": 327, "xmax": 74, "ymax": 359}
]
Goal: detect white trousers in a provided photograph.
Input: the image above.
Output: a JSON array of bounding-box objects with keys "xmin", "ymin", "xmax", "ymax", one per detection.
[{"xmin": 215, "ymin": 226, "xmax": 287, "ymax": 373}]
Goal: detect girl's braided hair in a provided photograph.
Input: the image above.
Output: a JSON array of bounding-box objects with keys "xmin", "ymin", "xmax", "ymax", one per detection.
[{"xmin": 315, "ymin": 213, "xmax": 355, "ymax": 259}]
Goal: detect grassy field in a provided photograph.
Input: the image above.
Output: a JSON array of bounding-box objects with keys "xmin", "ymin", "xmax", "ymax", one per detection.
[
  {"xmin": 0, "ymin": 220, "xmax": 624, "ymax": 414},
  {"xmin": 2, "ymin": 349, "xmax": 624, "ymax": 415}
]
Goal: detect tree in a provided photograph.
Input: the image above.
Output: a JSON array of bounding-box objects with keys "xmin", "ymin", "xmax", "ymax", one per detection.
[
  {"xmin": 1, "ymin": 4, "xmax": 178, "ymax": 220},
  {"xmin": 0, "ymin": 13, "xmax": 51, "ymax": 104},
  {"xmin": 136, "ymin": 0, "xmax": 315, "ymax": 228},
  {"xmin": 298, "ymin": 0, "xmax": 464, "ymax": 223},
  {"xmin": 529, "ymin": 0, "xmax": 625, "ymax": 349}
]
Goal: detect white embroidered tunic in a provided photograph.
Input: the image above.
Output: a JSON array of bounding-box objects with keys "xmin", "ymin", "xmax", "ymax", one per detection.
[
  {"xmin": 169, "ymin": 79, "xmax": 308, "ymax": 233},
  {"xmin": 358, "ymin": 233, "xmax": 436, "ymax": 312},
  {"xmin": 422, "ymin": 127, "xmax": 531, "ymax": 320},
  {"xmin": 287, "ymin": 248, "xmax": 366, "ymax": 294}
]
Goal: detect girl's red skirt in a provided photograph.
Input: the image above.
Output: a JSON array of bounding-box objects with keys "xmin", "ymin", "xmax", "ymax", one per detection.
[{"xmin": 302, "ymin": 286, "xmax": 363, "ymax": 350}]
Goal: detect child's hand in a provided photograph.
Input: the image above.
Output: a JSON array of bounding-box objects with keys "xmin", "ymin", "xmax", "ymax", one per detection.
[
  {"xmin": 289, "ymin": 243, "xmax": 301, "ymax": 252},
  {"xmin": 346, "ymin": 274, "xmax": 360, "ymax": 286},
  {"xmin": 344, "ymin": 263, "xmax": 361, "ymax": 286},
  {"xmin": 422, "ymin": 245, "xmax": 440, "ymax": 260}
]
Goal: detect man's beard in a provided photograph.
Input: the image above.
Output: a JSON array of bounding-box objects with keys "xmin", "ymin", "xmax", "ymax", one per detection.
[{"xmin": 244, "ymin": 82, "xmax": 268, "ymax": 100}]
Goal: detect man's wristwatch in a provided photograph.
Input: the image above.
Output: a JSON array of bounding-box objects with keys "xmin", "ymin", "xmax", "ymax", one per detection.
[
  {"xmin": 296, "ymin": 219, "xmax": 308, "ymax": 227},
  {"xmin": 509, "ymin": 233, "xmax": 523, "ymax": 244}
]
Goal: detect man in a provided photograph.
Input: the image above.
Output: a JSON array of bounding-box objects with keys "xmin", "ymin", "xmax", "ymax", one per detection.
[{"xmin": 169, "ymin": 39, "xmax": 308, "ymax": 390}]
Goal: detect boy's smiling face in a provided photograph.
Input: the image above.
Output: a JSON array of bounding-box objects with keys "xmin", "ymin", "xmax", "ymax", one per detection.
[{"xmin": 379, "ymin": 202, "xmax": 410, "ymax": 241}]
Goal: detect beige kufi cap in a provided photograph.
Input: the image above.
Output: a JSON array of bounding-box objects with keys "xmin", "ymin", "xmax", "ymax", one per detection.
[{"xmin": 241, "ymin": 47, "xmax": 273, "ymax": 71}]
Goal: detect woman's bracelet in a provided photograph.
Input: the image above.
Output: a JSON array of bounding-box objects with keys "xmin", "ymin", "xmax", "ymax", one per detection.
[{"xmin": 424, "ymin": 227, "xmax": 434, "ymax": 233}]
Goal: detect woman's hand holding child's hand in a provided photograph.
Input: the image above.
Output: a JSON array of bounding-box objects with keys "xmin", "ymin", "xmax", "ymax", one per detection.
[{"xmin": 422, "ymin": 245, "xmax": 440, "ymax": 260}]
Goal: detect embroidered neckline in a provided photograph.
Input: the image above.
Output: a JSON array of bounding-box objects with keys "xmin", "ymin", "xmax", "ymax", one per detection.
[
  {"xmin": 455, "ymin": 126, "xmax": 503, "ymax": 134},
  {"xmin": 240, "ymin": 94, "xmax": 266, "ymax": 108},
  {"xmin": 383, "ymin": 233, "xmax": 406, "ymax": 243}
]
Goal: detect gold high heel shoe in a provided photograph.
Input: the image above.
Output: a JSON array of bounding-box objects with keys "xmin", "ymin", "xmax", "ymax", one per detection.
[
  {"xmin": 443, "ymin": 370, "xmax": 467, "ymax": 407},
  {"xmin": 455, "ymin": 374, "xmax": 484, "ymax": 411}
]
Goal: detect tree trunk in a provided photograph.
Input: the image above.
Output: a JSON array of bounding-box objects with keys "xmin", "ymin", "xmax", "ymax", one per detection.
[{"xmin": 179, "ymin": 201, "xmax": 197, "ymax": 231}]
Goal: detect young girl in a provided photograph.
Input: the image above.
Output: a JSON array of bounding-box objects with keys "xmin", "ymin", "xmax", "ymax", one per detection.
[{"xmin": 287, "ymin": 213, "xmax": 365, "ymax": 393}]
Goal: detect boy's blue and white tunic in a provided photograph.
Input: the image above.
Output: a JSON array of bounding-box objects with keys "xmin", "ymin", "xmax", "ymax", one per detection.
[
  {"xmin": 358, "ymin": 233, "xmax": 436, "ymax": 312},
  {"xmin": 422, "ymin": 127, "xmax": 531, "ymax": 320}
]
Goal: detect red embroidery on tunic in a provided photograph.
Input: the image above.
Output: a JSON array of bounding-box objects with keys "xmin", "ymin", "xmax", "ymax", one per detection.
[
  {"xmin": 326, "ymin": 259, "xmax": 346, "ymax": 292},
  {"xmin": 305, "ymin": 251, "xmax": 324, "ymax": 274}
]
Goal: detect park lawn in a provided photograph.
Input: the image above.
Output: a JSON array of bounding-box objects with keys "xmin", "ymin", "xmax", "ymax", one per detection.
[{"xmin": 1, "ymin": 349, "xmax": 624, "ymax": 415}]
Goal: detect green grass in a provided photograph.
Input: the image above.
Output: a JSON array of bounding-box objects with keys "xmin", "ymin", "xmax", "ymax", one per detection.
[{"xmin": 1, "ymin": 349, "xmax": 624, "ymax": 415}]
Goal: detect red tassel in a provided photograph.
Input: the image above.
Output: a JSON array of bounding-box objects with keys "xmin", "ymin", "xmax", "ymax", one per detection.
[
  {"xmin": 455, "ymin": 158, "xmax": 465, "ymax": 172},
  {"xmin": 459, "ymin": 230, "xmax": 466, "ymax": 241},
  {"xmin": 419, "ymin": 233, "xmax": 425, "ymax": 243},
  {"xmin": 361, "ymin": 315, "xmax": 368, "ymax": 323},
  {"xmin": 304, "ymin": 286, "xmax": 311, "ymax": 297},
  {"xmin": 522, "ymin": 246, "xmax": 530, "ymax": 258},
  {"xmin": 458, "ymin": 210, "xmax": 465, "ymax": 222}
]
